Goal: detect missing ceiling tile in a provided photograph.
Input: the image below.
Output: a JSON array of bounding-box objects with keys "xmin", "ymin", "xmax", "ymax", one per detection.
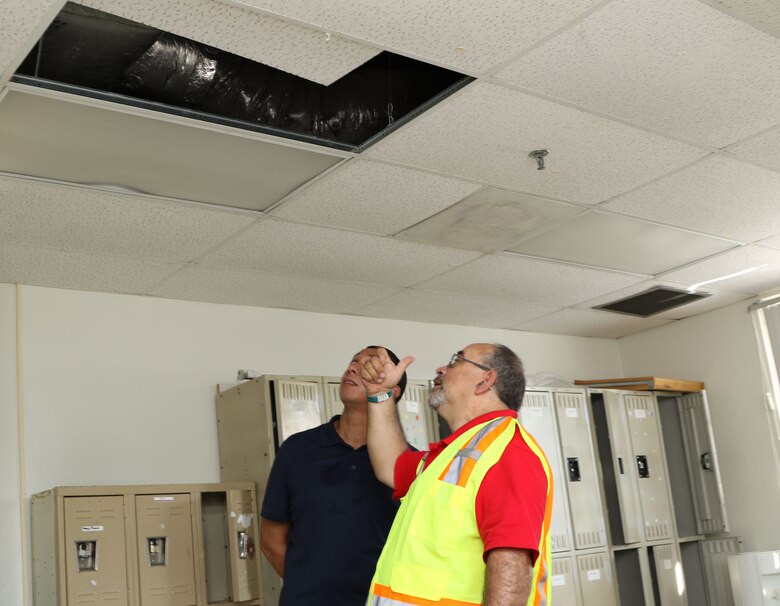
[{"xmin": 594, "ymin": 286, "xmax": 710, "ymax": 317}]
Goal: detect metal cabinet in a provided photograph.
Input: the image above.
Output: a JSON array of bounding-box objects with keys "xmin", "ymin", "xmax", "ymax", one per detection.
[{"xmin": 31, "ymin": 483, "xmax": 261, "ymax": 606}]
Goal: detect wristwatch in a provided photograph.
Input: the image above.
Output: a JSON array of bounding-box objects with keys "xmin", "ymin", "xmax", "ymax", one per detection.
[{"xmin": 366, "ymin": 389, "xmax": 394, "ymax": 403}]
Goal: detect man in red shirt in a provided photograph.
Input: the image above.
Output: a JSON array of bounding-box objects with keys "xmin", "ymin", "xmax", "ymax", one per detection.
[{"xmin": 361, "ymin": 343, "xmax": 551, "ymax": 606}]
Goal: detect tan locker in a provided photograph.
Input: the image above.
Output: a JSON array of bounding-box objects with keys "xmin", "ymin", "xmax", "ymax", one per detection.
[
  {"xmin": 678, "ymin": 392, "xmax": 729, "ymax": 535},
  {"xmin": 135, "ymin": 494, "xmax": 197, "ymax": 606},
  {"xmin": 63, "ymin": 496, "xmax": 128, "ymax": 606},
  {"xmin": 274, "ymin": 378, "xmax": 325, "ymax": 444},
  {"xmin": 521, "ymin": 391, "xmax": 573, "ymax": 553},
  {"xmin": 323, "ymin": 377, "xmax": 343, "ymax": 419},
  {"xmin": 225, "ymin": 490, "xmax": 260, "ymax": 602},
  {"xmin": 625, "ymin": 394, "xmax": 674, "ymax": 541},
  {"xmin": 551, "ymin": 556, "xmax": 581, "ymax": 605},
  {"xmin": 554, "ymin": 391, "xmax": 606, "ymax": 549},
  {"xmin": 600, "ymin": 391, "xmax": 644, "ymax": 544},
  {"xmin": 652, "ymin": 543, "xmax": 687, "ymax": 606},
  {"xmin": 576, "ymin": 551, "xmax": 618, "ymax": 606}
]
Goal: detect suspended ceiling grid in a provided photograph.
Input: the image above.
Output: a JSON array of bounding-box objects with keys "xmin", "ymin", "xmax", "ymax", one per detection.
[{"xmin": 1, "ymin": 0, "xmax": 780, "ymax": 339}]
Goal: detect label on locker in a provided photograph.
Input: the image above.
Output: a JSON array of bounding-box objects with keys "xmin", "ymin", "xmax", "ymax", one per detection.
[
  {"xmin": 664, "ymin": 559, "xmax": 672, "ymax": 570},
  {"xmin": 81, "ymin": 525, "xmax": 104, "ymax": 532},
  {"xmin": 154, "ymin": 496, "xmax": 175, "ymax": 501},
  {"xmin": 552, "ymin": 575, "xmax": 566, "ymax": 587},
  {"xmin": 524, "ymin": 408, "xmax": 543, "ymax": 417},
  {"xmin": 634, "ymin": 409, "xmax": 646, "ymax": 419},
  {"xmin": 586, "ymin": 569, "xmax": 601, "ymax": 581},
  {"xmin": 565, "ymin": 408, "xmax": 578, "ymax": 417},
  {"xmin": 406, "ymin": 401, "xmax": 420, "ymax": 413}
]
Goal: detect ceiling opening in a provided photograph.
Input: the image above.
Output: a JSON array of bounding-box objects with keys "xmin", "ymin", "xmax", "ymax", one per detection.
[
  {"xmin": 593, "ymin": 286, "xmax": 710, "ymax": 317},
  {"xmin": 14, "ymin": 3, "xmax": 471, "ymax": 152}
]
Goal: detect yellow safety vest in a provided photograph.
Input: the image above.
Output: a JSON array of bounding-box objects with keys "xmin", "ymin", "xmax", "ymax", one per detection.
[{"xmin": 367, "ymin": 415, "xmax": 553, "ymax": 606}]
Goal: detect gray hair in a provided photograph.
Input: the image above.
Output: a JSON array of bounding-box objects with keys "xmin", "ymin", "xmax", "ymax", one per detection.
[{"xmin": 483, "ymin": 344, "xmax": 526, "ymax": 410}]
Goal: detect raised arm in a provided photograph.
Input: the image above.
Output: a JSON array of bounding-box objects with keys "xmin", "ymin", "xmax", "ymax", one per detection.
[
  {"xmin": 361, "ymin": 348, "xmax": 415, "ymax": 488},
  {"xmin": 483, "ymin": 548, "xmax": 533, "ymax": 606}
]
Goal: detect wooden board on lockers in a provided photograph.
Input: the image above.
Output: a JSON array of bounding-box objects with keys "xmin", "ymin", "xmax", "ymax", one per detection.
[{"xmin": 574, "ymin": 376, "xmax": 704, "ymax": 392}]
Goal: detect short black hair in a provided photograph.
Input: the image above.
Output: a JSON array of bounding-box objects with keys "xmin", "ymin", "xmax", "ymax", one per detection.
[
  {"xmin": 483, "ymin": 344, "xmax": 525, "ymax": 410},
  {"xmin": 366, "ymin": 345, "xmax": 408, "ymax": 401}
]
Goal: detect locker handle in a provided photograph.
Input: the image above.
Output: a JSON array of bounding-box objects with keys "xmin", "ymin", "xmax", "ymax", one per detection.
[
  {"xmin": 618, "ymin": 457, "xmax": 624, "ymax": 475},
  {"xmin": 567, "ymin": 457, "xmax": 581, "ymax": 482},
  {"xmin": 700, "ymin": 452, "xmax": 713, "ymax": 471},
  {"xmin": 636, "ymin": 455, "xmax": 650, "ymax": 479}
]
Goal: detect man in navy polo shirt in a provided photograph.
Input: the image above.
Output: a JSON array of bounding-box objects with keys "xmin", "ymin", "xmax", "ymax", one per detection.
[{"xmin": 259, "ymin": 346, "xmax": 408, "ymax": 605}]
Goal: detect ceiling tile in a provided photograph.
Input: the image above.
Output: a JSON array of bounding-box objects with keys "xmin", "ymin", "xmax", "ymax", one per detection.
[
  {"xmin": 0, "ymin": 89, "xmax": 342, "ymax": 211},
  {"xmin": 198, "ymin": 218, "xmax": 481, "ymax": 287},
  {"xmin": 757, "ymin": 233, "xmax": 780, "ymax": 251},
  {"xmin": 573, "ymin": 278, "xmax": 751, "ymax": 320},
  {"xmin": 726, "ymin": 126, "xmax": 780, "ymax": 171},
  {"xmin": 511, "ymin": 308, "xmax": 673, "ymax": 339},
  {"xmin": 353, "ymin": 289, "xmax": 557, "ymax": 329},
  {"xmin": 0, "ymin": 242, "xmax": 181, "ymax": 293},
  {"xmin": 398, "ymin": 187, "xmax": 583, "ymax": 252},
  {"xmin": 420, "ymin": 253, "xmax": 647, "ymax": 306},
  {"xmin": 700, "ymin": 0, "xmax": 780, "ymax": 38},
  {"xmin": 0, "ymin": 0, "xmax": 64, "ymax": 85},
  {"xmin": 79, "ymin": 0, "xmax": 379, "ymax": 85},
  {"xmin": 495, "ymin": 0, "xmax": 780, "ymax": 147},
  {"xmin": 149, "ymin": 265, "xmax": 400, "ymax": 313},
  {"xmin": 271, "ymin": 160, "xmax": 480, "ymax": 235},
  {"xmin": 508, "ymin": 211, "xmax": 738, "ymax": 275},
  {"xmin": 0, "ymin": 177, "xmax": 256, "ymax": 262},
  {"xmin": 658, "ymin": 245, "xmax": 780, "ymax": 294},
  {"xmin": 604, "ymin": 155, "xmax": 780, "ymax": 243},
  {"xmin": 367, "ymin": 82, "xmax": 706, "ymax": 205},
  {"xmin": 229, "ymin": 0, "xmax": 603, "ymax": 75}
]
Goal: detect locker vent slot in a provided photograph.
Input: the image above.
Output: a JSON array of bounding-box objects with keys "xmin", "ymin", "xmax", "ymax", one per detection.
[
  {"xmin": 523, "ymin": 392, "xmax": 552, "ymax": 409},
  {"xmin": 280, "ymin": 382, "xmax": 319, "ymax": 403},
  {"xmin": 700, "ymin": 519, "xmax": 721, "ymax": 534},
  {"xmin": 578, "ymin": 554, "xmax": 605, "ymax": 573},
  {"xmin": 553, "ymin": 558, "xmax": 573, "ymax": 575},
  {"xmin": 555, "ymin": 393, "xmax": 585, "ymax": 410},
  {"xmin": 577, "ymin": 530, "xmax": 605, "ymax": 550},
  {"xmin": 645, "ymin": 522, "xmax": 671, "ymax": 540},
  {"xmin": 702, "ymin": 537, "xmax": 740, "ymax": 555},
  {"xmin": 550, "ymin": 533, "xmax": 571, "ymax": 552}
]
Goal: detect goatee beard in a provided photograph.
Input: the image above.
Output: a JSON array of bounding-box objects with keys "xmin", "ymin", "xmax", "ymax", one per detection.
[{"xmin": 427, "ymin": 388, "xmax": 444, "ymax": 410}]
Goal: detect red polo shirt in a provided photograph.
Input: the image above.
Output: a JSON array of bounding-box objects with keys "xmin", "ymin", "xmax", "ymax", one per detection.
[{"xmin": 393, "ymin": 409, "xmax": 549, "ymax": 562}]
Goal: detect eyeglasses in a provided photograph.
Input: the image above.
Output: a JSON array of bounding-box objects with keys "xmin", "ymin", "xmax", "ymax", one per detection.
[{"xmin": 448, "ymin": 351, "xmax": 490, "ymax": 371}]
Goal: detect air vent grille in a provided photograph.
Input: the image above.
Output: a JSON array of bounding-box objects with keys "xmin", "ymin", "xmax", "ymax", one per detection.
[{"xmin": 594, "ymin": 286, "xmax": 709, "ymax": 317}]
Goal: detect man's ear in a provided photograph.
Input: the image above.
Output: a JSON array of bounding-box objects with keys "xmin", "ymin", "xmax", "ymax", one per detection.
[
  {"xmin": 475, "ymin": 370, "xmax": 496, "ymax": 395},
  {"xmin": 392, "ymin": 385, "xmax": 402, "ymax": 400}
]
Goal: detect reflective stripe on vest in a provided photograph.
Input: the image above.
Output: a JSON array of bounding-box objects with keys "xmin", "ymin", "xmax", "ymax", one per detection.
[
  {"xmin": 438, "ymin": 417, "xmax": 513, "ymax": 486},
  {"xmin": 370, "ymin": 583, "xmax": 480, "ymax": 606}
]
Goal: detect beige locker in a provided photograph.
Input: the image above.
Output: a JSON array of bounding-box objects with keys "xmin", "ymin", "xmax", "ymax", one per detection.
[
  {"xmin": 135, "ymin": 494, "xmax": 197, "ymax": 606},
  {"xmin": 679, "ymin": 392, "xmax": 729, "ymax": 535},
  {"xmin": 274, "ymin": 378, "xmax": 325, "ymax": 444},
  {"xmin": 576, "ymin": 552, "xmax": 618, "ymax": 606},
  {"xmin": 225, "ymin": 490, "xmax": 260, "ymax": 602},
  {"xmin": 652, "ymin": 543, "xmax": 687, "ymax": 606},
  {"xmin": 521, "ymin": 391, "xmax": 574, "ymax": 553},
  {"xmin": 625, "ymin": 394, "xmax": 674, "ymax": 541},
  {"xmin": 551, "ymin": 556, "xmax": 581, "ymax": 605},
  {"xmin": 63, "ymin": 496, "xmax": 128, "ymax": 606},
  {"xmin": 554, "ymin": 391, "xmax": 607, "ymax": 549}
]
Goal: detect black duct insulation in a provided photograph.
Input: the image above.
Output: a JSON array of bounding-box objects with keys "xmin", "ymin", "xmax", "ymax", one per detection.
[{"xmin": 17, "ymin": 4, "xmax": 467, "ymax": 148}]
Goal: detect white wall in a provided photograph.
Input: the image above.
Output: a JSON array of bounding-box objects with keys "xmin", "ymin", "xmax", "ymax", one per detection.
[
  {"xmin": 0, "ymin": 285, "xmax": 22, "ymax": 606},
  {"xmin": 619, "ymin": 300, "xmax": 780, "ymax": 551},
  {"xmin": 2, "ymin": 284, "xmax": 624, "ymax": 605}
]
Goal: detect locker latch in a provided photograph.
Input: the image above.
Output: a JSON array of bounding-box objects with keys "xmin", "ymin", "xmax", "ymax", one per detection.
[
  {"xmin": 567, "ymin": 457, "xmax": 581, "ymax": 482},
  {"xmin": 147, "ymin": 537, "xmax": 167, "ymax": 566},
  {"xmin": 636, "ymin": 455, "xmax": 650, "ymax": 478},
  {"xmin": 76, "ymin": 541, "xmax": 97, "ymax": 572},
  {"xmin": 700, "ymin": 452, "xmax": 712, "ymax": 471}
]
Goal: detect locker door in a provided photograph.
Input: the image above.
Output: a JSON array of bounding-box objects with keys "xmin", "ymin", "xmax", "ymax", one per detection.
[
  {"xmin": 323, "ymin": 377, "xmax": 343, "ymax": 419},
  {"xmin": 602, "ymin": 391, "xmax": 644, "ymax": 544},
  {"xmin": 520, "ymin": 391, "xmax": 573, "ymax": 553},
  {"xmin": 225, "ymin": 490, "xmax": 260, "ymax": 602},
  {"xmin": 136, "ymin": 494, "xmax": 197, "ymax": 606},
  {"xmin": 652, "ymin": 544, "xmax": 686, "ymax": 606},
  {"xmin": 552, "ymin": 556, "xmax": 581, "ymax": 606},
  {"xmin": 577, "ymin": 551, "xmax": 618, "ymax": 606},
  {"xmin": 554, "ymin": 391, "xmax": 606, "ymax": 549},
  {"xmin": 398, "ymin": 381, "xmax": 433, "ymax": 450},
  {"xmin": 274, "ymin": 378, "xmax": 325, "ymax": 443},
  {"xmin": 625, "ymin": 394, "xmax": 674, "ymax": 541},
  {"xmin": 679, "ymin": 392, "xmax": 729, "ymax": 534},
  {"xmin": 64, "ymin": 496, "xmax": 128, "ymax": 605}
]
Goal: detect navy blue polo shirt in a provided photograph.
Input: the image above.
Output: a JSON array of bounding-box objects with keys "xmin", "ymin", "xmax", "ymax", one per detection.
[{"xmin": 261, "ymin": 416, "xmax": 398, "ymax": 606}]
